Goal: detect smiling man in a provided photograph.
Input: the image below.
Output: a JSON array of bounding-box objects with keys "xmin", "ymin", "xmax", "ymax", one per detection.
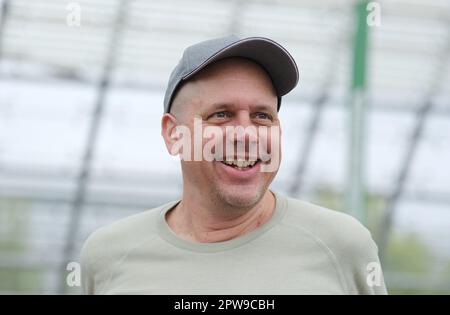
[{"xmin": 80, "ymin": 35, "xmax": 387, "ymax": 295}]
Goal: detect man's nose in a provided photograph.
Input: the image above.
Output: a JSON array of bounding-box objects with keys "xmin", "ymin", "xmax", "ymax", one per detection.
[
  {"xmin": 225, "ymin": 111, "xmax": 258, "ymax": 153},
  {"xmin": 235, "ymin": 111, "xmax": 253, "ymax": 127}
]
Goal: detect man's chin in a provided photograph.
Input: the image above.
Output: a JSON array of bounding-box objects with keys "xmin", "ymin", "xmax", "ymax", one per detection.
[{"xmin": 216, "ymin": 185, "xmax": 265, "ymax": 209}]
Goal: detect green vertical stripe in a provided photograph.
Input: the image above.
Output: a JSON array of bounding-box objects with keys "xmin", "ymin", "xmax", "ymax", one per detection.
[{"xmin": 352, "ymin": 0, "xmax": 369, "ymax": 90}]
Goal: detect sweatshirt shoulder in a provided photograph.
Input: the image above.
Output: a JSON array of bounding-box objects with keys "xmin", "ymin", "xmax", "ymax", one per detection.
[
  {"xmin": 281, "ymin": 196, "xmax": 374, "ymax": 249},
  {"xmin": 79, "ymin": 201, "xmax": 178, "ymax": 294},
  {"xmin": 279, "ymin": 196, "xmax": 386, "ymax": 294},
  {"xmin": 81, "ymin": 200, "xmax": 179, "ymax": 251}
]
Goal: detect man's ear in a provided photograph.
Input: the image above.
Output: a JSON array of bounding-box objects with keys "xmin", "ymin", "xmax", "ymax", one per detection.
[{"xmin": 161, "ymin": 113, "xmax": 179, "ymax": 155}]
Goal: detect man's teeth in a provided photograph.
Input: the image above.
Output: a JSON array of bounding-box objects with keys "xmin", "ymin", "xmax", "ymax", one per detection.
[{"xmin": 222, "ymin": 159, "xmax": 257, "ymax": 168}]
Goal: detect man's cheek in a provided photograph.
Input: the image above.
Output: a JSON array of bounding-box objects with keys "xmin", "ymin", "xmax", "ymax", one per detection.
[{"xmin": 259, "ymin": 127, "xmax": 281, "ymax": 173}]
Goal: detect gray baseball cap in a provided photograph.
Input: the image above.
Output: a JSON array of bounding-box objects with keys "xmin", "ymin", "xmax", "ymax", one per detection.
[{"xmin": 163, "ymin": 35, "xmax": 299, "ymax": 113}]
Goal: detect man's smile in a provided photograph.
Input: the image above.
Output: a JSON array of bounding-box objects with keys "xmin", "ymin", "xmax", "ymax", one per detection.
[{"xmin": 214, "ymin": 159, "xmax": 262, "ymax": 181}]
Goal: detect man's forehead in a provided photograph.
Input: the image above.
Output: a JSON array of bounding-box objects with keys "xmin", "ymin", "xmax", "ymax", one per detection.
[{"xmin": 171, "ymin": 58, "xmax": 277, "ymax": 116}]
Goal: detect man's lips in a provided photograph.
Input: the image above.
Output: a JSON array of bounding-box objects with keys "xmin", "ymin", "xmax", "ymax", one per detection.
[
  {"xmin": 221, "ymin": 159, "xmax": 258, "ymax": 168},
  {"xmin": 214, "ymin": 159, "xmax": 262, "ymax": 180}
]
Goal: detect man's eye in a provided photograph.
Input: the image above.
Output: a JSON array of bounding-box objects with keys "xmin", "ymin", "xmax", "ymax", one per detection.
[
  {"xmin": 254, "ymin": 112, "xmax": 272, "ymax": 120},
  {"xmin": 212, "ymin": 112, "xmax": 229, "ymax": 119}
]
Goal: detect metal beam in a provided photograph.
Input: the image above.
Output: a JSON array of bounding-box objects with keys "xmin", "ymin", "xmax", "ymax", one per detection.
[
  {"xmin": 57, "ymin": 0, "xmax": 129, "ymax": 294},
  {"xmin": 1, "ymin": 73, "xmax": 449, "ymax": 116},
  {"xmin": 0, "ymin": 0, "xmax": 10, "ymax": 66},
  {"xmin": 228, "ymin": 0, "xmax": 245, "ymax": 35},
  {"xmin": 378, "ymin": 26, "xmax": 450, "ymax": 263},
  {"xmin": 288, "ymin": 28, "xmax": 345, "ymax": 196},
  {"xmin": 346, "ymin": 0, "xmax": 369, "ymax": 224},
  {"xmin": 2, "ymin": 183, "xmax": 450, "ymax": 208}
]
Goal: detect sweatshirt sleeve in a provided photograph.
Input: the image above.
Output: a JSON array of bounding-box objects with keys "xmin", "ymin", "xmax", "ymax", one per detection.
[
  {"xmin": 353, "ymin": 234, "xmax": 388, "ymax": 295},
  {"xmin": 337, "ymin": 220, "xmax": 388, "ymax": 295},
  {"xmin": 79, "ymin": 227, "xmax": 114, "ymax": 295}
]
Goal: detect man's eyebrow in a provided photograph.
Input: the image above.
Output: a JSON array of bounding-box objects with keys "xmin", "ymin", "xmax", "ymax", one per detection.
[
  {"xmin": 208, "ymin": 102, "xmax": 277, "ymax": 112},
  {"xmin": 251, "ymin": 104, "xmax": 277, "ymax": 113}
]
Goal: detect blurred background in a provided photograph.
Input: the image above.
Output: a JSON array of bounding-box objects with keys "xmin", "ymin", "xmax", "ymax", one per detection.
[{"xmin": 0, "ymin": 0, "xmax": 449, "ymax": 294}]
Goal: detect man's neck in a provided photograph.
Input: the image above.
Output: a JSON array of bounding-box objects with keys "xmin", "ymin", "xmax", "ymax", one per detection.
[{"xmin": 165, "ymin": 190, "xmax": 276, "ymax": 243}]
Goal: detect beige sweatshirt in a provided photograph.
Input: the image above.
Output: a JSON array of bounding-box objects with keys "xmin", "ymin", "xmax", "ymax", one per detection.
[{"xmin": 80, "ymin": 191, "xmax": 388, "ymax": 295}]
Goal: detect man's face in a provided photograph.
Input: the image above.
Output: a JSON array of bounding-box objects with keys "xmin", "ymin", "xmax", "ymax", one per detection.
[{"xmin": 164, "ymin": 57, "xmax": 281, "ymax": 209}]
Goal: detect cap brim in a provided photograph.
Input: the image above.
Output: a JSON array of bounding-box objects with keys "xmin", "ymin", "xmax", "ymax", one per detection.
[{"xmin": 182, "ymin": 37, "xmax": 299, "ymax": 97}]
